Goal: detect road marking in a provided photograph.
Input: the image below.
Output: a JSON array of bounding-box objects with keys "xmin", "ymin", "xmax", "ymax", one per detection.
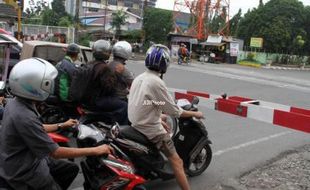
[{"xmin": 213, "ymin": 131, "xmax": 292, "ymax": 157}]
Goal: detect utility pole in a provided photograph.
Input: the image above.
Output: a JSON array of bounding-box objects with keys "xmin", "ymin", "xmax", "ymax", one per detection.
[
  {"xmin": 17, "ymin": 0, "xmax": 22, "ymax": 41},
  {"xmin": 74, "ymin": 0, "xmax": 80, "ymax": 43},
  {"xmin": 141, "ymin": 0, "xmax": 147, "ymax": 47},
  {"xmin": 102, "ymin": 0, "xmax": 108, "ymax": 39}
]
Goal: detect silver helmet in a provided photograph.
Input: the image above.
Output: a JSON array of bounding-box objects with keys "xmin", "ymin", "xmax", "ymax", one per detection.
[
  {"xmin": 9, "ymin": 58, "xmax": 58, "ymax": 101},
  {"xmin": 112, "ymin": 41, "xmax": 132, "ymax": 60},
  {"xmin": 92, "ymin": 39, "xmax": 112, "ymax": 61}
]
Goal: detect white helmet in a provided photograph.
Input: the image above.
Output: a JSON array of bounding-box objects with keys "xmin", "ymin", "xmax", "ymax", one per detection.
[
  {"xmin": 112, "ymin": 41, "xmax": 132, "ymax": 60},
  {"xmin": 9, "ymin": 58, "xmax": 58, "ymax": 101}
]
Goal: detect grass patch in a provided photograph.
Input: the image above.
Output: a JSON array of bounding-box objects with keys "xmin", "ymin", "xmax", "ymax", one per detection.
[{"xmin": 238, "ymin": 60, "xmax": 262, "ymax": 68}]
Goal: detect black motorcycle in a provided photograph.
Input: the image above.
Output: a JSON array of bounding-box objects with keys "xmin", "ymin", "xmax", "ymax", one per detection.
[{"xmin": 76, "ymin": 96, "xmax": 212, "ymax": 189}]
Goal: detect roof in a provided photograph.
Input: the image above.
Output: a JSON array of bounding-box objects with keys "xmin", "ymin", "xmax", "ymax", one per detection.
[
  {"xmin": 126, "ymin": 8, "xmax": 142, "ymax": 17},
  {"xmin": 0, "ymin": 4, "xmax": 17, "ymax": 19},
  {"xmin": 200, "ymin": 42, "xmax": 226, "ymax": 46}
]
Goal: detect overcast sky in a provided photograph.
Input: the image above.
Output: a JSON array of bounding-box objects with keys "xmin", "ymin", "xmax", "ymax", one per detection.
[
  {"xmin": 156, "ymin": 0, "xmax": 310, "ymax": 16},
  {"xmin": 23, "ymin": 0, "xmax": 310, "ymax": 16}
]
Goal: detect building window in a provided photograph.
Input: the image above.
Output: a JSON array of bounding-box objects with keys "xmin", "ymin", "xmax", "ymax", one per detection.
[
  {"xmin": 108, "ymin": 0, "xmax": 117, "ymax": 5},
  {"xmin": 89, "ymin": 8, "xmax": 99, "ymax": 12},
  {"xmin": 124, "ymin": 0, "xmax": 133, "ymax": 8}
]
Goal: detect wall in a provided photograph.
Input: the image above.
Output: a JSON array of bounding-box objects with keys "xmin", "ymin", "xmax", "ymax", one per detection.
[{"xmin": 238, "ymin": 51, "xmax": 309, "ymax": 66}]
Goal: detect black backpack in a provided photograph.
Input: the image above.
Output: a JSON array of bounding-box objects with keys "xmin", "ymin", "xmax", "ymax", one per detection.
[{"xmin": 68, "ymin": 63, "xmax": 94, "ymax": 102}]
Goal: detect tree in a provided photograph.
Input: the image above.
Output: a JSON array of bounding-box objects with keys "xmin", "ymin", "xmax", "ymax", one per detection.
[
  {"xmin": 237, "ymin": 0, "xmax": 306, "ymax": 53},
  {"xmin": 229, "ymin": 9, "xmax": 242, "ymax": 37},
  {"xmin": 23, "ymin": 0, "xmax": 48, "ymax": 24},
  {"xmin": 58, "ymin": 16, "xmax": 73, "ymax": 27},
  {"xmin": 23, "ymin": 0, "xmax": 74, "ymax": 27},
  {"xmin": 41, "ymin": 8, "xmax": 58, "ymax": 26},
  {"xmin": 111, "ymin": 10, "xmax": 128, "ymax": 39},
  {"xmin": 51, "ymin": 0, "xmax": 67, "ymax": 19},
  {"xmin": 143, "ymin": 8, "xmax": 173, "ymax": 46}
]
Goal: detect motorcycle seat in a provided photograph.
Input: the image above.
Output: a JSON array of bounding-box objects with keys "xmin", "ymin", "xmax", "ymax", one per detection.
[{"xmin": 120, "ymin": 125, "xmax": 152, "ymax": 146}]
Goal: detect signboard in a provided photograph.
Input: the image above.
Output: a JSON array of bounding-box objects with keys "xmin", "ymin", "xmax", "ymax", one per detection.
[
  {"xmin": 230, "ymin": 42, "xmax": 239, "ymax": 57},
  {"xmin": 250, "ymin": 37, "xmax": 263, "ymax": 48},
  {"xmin": 171, "ymin": 45, "xmax": 179, "ymax": 58},
  {"xmin": 207, "ymin": 35, "xmax": 223, "ymax": 44}
]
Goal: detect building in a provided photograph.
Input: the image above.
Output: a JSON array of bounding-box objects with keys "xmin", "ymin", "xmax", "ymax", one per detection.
[
  {"xmin": 0, "ymin": 2, "xmax": 18, "ymax": 27},
  {"xmin": 66, "ymin": 0, "xmax": 157, "ymax": 16}
]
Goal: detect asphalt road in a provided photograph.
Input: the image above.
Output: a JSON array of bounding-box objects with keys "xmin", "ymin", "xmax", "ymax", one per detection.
[{"xmin": 70, "ymin": 60, "xmax": 310, "ymax": 190}]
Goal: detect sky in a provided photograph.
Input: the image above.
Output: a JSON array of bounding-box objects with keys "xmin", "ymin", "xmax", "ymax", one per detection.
[
  {"xmin": 156, "ymin": 0, "xmax": 310, "ymax": 16},
  {"xmin": 22, "ymin": 0, "xmax": 310, "ymax": 16}
]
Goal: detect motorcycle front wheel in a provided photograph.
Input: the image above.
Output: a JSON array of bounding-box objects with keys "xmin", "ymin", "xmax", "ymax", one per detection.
[{"xmin": 186, "ymin": 143, "xmax": 212, "ymax": 177}]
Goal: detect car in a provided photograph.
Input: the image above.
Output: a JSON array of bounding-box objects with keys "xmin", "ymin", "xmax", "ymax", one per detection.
[
  {"xmin": 20, "ymin": 41, "xmax": 93, "ymax": 66},
  {"xmin": 0, "ymin": 40, "xmax": 18, "ymax": 82},
  {"xmin": 0, "ymin": 34, "xmax": 23, "ymax": 72}
]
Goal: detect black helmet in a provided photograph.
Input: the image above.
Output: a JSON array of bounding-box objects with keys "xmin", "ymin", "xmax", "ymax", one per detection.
[{"xmin": 66, "ymin": 43, "xmax": 80, "ymax": 55}]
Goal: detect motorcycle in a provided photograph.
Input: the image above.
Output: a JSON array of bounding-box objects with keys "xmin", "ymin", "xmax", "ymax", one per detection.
[
  {"xmin": 76, "ymin": 96, "xmax": 212, "ymax": 189},
  {"xmin": 178, "ymin": 55, "xmax": 190, "ymax": 65}
]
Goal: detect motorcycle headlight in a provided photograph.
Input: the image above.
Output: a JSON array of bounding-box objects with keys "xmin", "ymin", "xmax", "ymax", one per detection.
[{"xmin": 101, "ymin": 157, "xmax": 135, "ymax": 174}]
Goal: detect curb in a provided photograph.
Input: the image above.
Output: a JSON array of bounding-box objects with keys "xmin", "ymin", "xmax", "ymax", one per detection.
[{"xmin": 262, "ymin": 66, "xmax": 310, "ymax": 71}]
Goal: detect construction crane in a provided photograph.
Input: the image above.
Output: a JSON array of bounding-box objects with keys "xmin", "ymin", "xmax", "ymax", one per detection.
[{"xmin": 173, "ymin": 0, "xmax": 230, "ymax": 40}]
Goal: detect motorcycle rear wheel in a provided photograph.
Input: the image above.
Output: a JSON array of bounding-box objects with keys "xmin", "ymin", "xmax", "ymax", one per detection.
[{"xmin": 186, "ymin": 143, "xmax": 212, "ymax": 177}]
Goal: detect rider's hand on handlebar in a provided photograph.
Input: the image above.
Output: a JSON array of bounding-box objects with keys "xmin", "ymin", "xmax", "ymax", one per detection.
[
  {"xmin": 194, "ymin": 111, "xmax": 205, "ymax": 119},
  {"xmin": 61, "ymin": 119, "xmax": 79, "ymax": 129},
  {"xmin": 95, "ymin": 144, "xmax": 115, "ymax": 156}
]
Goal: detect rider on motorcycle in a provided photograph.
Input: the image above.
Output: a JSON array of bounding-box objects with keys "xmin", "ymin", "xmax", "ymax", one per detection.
[
  {"xmin": 0, "ymin": 58, "xmax": 113, "ymax": 190},
  {"xmin": 55, "ymin": 43, "xmax": 81, "ymax": 102},
  {"xmin": 84, "ymin": 40, "xmax": 128, "ymax": 125},
  {"xmin": 108, "ymin": 41, "xmax": 134, "ymax": 101},
  {"xmin": 128, "ymin": 44, "xmax": 204, "ymax": 190},
  {"xmin": 178, "ymin": 43, "xmax": 190, "ymax": 65}
]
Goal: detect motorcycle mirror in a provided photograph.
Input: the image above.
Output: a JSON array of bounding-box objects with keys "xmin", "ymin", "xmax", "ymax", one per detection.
[
  {"xmin": 0, "ymin": 81, "xmax": 6, "ymax": 96},
  {"xmin": 192, "ymin": 96, "xmax": 199, "ymax": 105},
  {"xmin": 110, "ymin": 123, "xmax": 120, "ymax": 139}
]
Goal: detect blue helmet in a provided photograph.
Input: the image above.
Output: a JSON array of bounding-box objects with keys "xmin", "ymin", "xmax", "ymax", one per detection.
[{"xmin": 145, "ymin": 44, "xmax": 170, "ymax": 74}]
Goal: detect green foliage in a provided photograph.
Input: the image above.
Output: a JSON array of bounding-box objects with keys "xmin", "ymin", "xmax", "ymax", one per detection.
[
  {"xmin": 111, "ymin": 10, "xmax": 128, "ymax": 39},
  {"xmin": 51, "ymin": 0, "xmax": 67, "ymax": 18},
  {"xmin": 143, "ymin": 8, "xmax": 173, "ymax": 45},
  {"xmin": 229, "ymin": 9, "xmax": 242, "ymax": 37},
  {"xmin": 23, "ymin": 0, "xmax": 73, "ymax": 27},
  {"xmin": 78, "ymin": 32, "xmax": 92, "ymax": 47},
  {"xmin": 23, "ymin": 0, "xmax": 48, "ymax": 24},
  {"xmin": 58, "ymin": 16, "xmax": 74, "ymax": 27},
  {"xmin": 237, "ymin": 0, "xmax": 307, "ymax": 54},
  {"xmin": 208, "ymin": 7, "xmax": 228, "ymax": 35},
  {"xmin": 41, "ymin": 8, "xmax": 58, "ymax": 26},
  {"xmin": 247, "ymin": 52, "xmax": 256, "ymax": 61},
  {"xmin": 122, "ymin": 30, "xmax": 143, "ymax": 42}
]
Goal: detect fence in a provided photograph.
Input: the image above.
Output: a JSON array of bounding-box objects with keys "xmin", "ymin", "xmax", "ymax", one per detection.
[
  {"xmin": 1, "ymin": 23, "xmax": 75, "ymax": 43},
  {"xmin": 238, "ymin": 51, "xmax": 310, "ymax": 66}
]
